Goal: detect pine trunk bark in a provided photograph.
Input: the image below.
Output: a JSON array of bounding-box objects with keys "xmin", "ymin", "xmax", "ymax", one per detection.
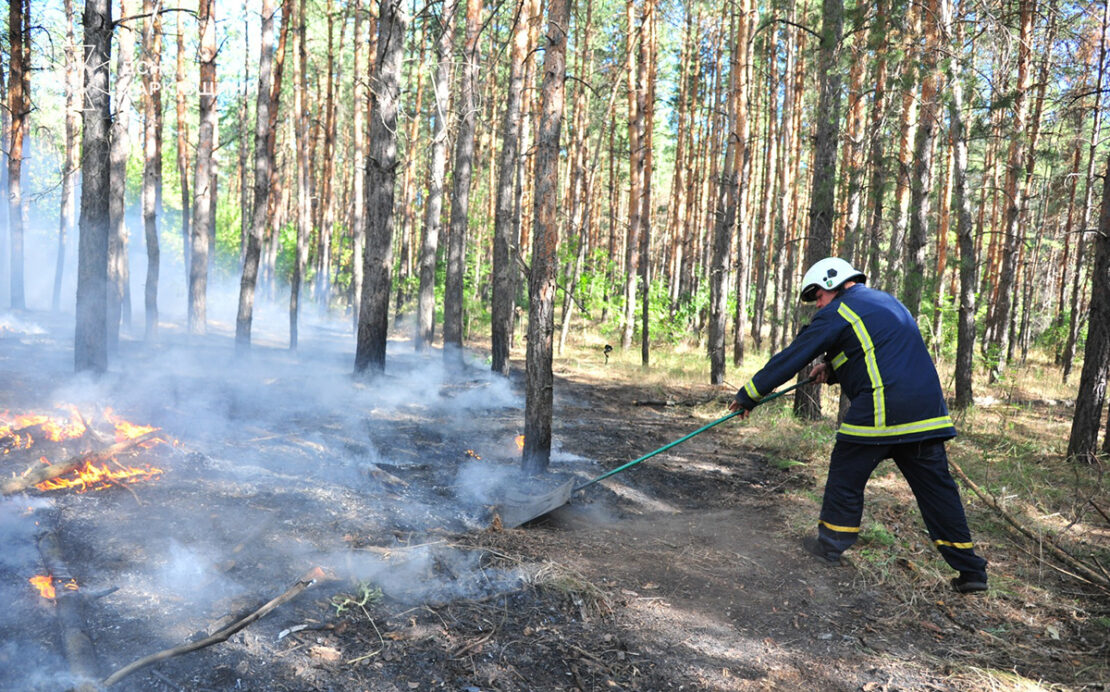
[
  {"xmin": 7, "ymin": 0, "xmax": 29, "ymax": 310},
  {"xmin": 947, "ymin": 0, "xmax": 976, "ymax": 410},
  {"xmin": 141, "ymin": 0, "xmax": 164, "ymax": 340},
  {"xmin": 55, "ymin": 0, "xmax": 80, "ymax": 313},
  {"xmin": 794, "ymin": 0, "xmax": 844, "ymax": 420},
  {"xmin": 290, "ymin": 0, "xmax": 311, "ymax": 349},
  {"xmin": 354, "ymin": 0, "xmax": 407, "ymax": 372},
  {"xmin": 491, "ymin": 0, "xmax": 534, "ymax": 374},
  {"xmin": 416, "ymin": 0, "xmax": 456, "ymax": 351},
  {"xmin": 1067, "ymin": 152, "xmax": 1110, "ymax": 463},
  {"xmin": 75, "ymin": 0, "xmax": 112, "ymax": 373},
  {"xmin": 903, "ymin": 0, "xmax": 940, "ymax": 317},
  {"xmin": 443, "ymin": 0, "xmax": 483, "ymax": 363},
  {"xmin": 189, "ymin": 0, "xmax": 217, "ymax": 335},
  {"xmin": 236, "ymin": 0, "xmax": 289, "ymax": 352},
  {"xmin": 108, "ymin": 0, "xmax": 136, "ymax": 351},
  {"xmin": 523, "ymin": 0, "xmax": 569, "ymax": 475}
]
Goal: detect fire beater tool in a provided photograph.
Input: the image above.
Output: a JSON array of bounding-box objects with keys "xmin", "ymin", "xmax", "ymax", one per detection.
[{"xmin": 498, "ymin": 377, "xmax": 816, "ymax": 527}]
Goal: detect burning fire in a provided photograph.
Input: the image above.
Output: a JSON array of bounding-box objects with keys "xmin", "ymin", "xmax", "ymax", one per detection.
[
  {"xmin": 105, "ymin": 408, "xmax": 160, "ymax": 443},
  {"xmin": 2, "ymin": 407, "xmax": 168, "ymax": 493},
  {"xmin": 28, "ymin": 575, "xmax": 79, "ymax": 600},
  {"xmin": 465, "ymin": 449, "xmax": 482, "ymax": 460},
  {"xmin": 515, "ymin": 435, "xmax": 525, "ymax": 451},
  {"xmin": 35, "ymin": 459, "xmax": 164, "ymax": 493},
  {"xmin": 29, "ymin": 575, "xmax": 55, "ymax": 599}
]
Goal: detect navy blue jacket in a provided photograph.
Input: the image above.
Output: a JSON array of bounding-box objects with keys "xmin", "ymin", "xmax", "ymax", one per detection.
[{"xmin": 735, "ymin": 284, "xmax": 956, "ymax": 444}]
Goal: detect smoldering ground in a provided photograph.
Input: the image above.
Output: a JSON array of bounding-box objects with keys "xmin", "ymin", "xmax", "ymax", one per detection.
[{"xmin": 0, "ymin": 269, "xmax": 594, "ymax": 689}]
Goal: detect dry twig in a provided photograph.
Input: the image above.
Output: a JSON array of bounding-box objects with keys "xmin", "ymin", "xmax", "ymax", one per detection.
[
  {"xmin": 102, "ymin": 567, "xmax": 329, "ymax": 687},
  {"xmin": 949, "ymin": 459, "xmax": 1110, "ymax": 593}
]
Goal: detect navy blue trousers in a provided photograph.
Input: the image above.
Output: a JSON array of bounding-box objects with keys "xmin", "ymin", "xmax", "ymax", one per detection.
[{"xmin": 816, "ymin": 439, "xmax": 988, "ymax": 579}]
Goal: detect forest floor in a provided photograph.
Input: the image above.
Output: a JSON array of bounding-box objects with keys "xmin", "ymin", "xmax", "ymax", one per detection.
[{"xmin": 1, "ymin": 313, "xmax": 1107, "ymax": 691}]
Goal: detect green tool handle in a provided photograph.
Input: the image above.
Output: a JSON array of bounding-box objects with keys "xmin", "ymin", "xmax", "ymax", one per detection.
[{"xmin": 574, "ymin": 376, "xmax": 816, "ymax": 492}]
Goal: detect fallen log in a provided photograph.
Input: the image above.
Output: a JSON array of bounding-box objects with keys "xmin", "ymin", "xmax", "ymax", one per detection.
[
  {"xmin": 949, "ymin": 459, "xmax": 1110, "ymax": 592},
  {"xmin": 102, "ymin": 566, "xmax": 330, "ymax": 688},
  {"xmin": 37, "ymin": 526, "xmax": 101, "ymax": 692},
  {"xmin": 2, "ymin": 430, "xmax": 162, "ymax": 495}
]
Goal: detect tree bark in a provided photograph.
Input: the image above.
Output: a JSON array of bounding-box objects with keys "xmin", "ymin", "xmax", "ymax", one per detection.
[
  {"xmin": 444, "ymin": 0, "xmax": 483, "ymax": 364},
  {"xmin": 1063, "ymin": 0, "xmax": 1110, "ymax": 382},
  {"xmin": 7, "ymin": 0, "xmax": 29, "ymax": 310},
  {"xmin": 794, "ymin": 0, "xmax": 843, "ymax": 420},
  {"xmin": 354, "ymin": 0, "xmax": 407, "ymax": 372},
  {"xmin": 175, "ymin": 12, "xmax": 191, "ymax": 289},
  {"xmin": 75, "ymin": 0, "xmax": 112, "ymax": 374},
  {"xmin": 236, "ymin": 0, "xmax": 290, "ymax": 352},
  {"xmin": 55, "ymin": 0, "xmax": 80, "ymax": 314},
  {"xmin": 492, "ymin": 0, "xmax": 535, "ymax": 375},
  {"xmin": 289, "ymin": 0, "xmax": 312, "ymax": 350},
  {"xmin": 108, "ymin": 0, "xmax": 137, "ymax": 351},
  {"xmin": 189, "ymin": 0, "xmax": 217, "ymax": 335},
  {"xmin": 709, "ymin": 0, "xmax": 749, "ymax": 384},
  {"xmin": 523, "ymin": 0, "xmax": 569, "ymax": 475},
  {"xmin": 621, "ymin": 0, "xmax": 643, "ymax": 351},
  {"xmin": 985, "ymin": 0, "xmax": 1035, "ymax": 379},
  {"xmin": 947, "ymin": 0, "xmax": 976, "ymax": 410},
  {"xmin": 903, "ymin": 0, "xmax": 941, "ymax": 318},
  {"xmin": 1067, "ymin": 152, "xmax": 1110, "ymax": 463},
  {"xmin": 416, "ymin": 0, "xmax": 456, "ymax": 351},
  {"xmin": 141, "ymin": 0, "xmax": 164, "ymax": 341}
]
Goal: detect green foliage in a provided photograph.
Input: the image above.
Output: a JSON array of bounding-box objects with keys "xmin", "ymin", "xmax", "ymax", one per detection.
[
  {"xmin": 331, "ymin": 582, "xmax": 384, "ymax": 617},
  {"xmin": 860, "ymin": 523, "xmax": 896, "ymax": 547}
]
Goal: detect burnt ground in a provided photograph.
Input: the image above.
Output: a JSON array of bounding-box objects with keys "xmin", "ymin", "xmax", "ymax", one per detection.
[{"xmin": 0, "ymin": 312, "xmax": 1107, "ymax": 691}]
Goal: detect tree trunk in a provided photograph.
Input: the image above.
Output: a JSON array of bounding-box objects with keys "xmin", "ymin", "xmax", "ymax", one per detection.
[
  {"xmin": 349, "ymin": 0, "xmax": 368, "ymax": 330},
  {"xmin": 621, "ymin": 0, "xmax": 643, "ymax": 351},
  {"xmin": 188, "ymin": 0, "xmax": 217, "ymax": 334},
  {"xmin": 794, "ymin": 0, "xmax": 844, "ymax": 420},
  {"xmin": 884, "ymin": 2, "xmax": 921, "ymax": 292},
  {"xmin": 523, "ymin": 0, "xmax": 569, "ymax": 475},
  {"xmin": 55, "ymin": 0, "xmax": 80, "ymax": 314},
  {"xmin": 985, "ymin": 0, "xmax": 1035, "ymax": 380},
  {"xmin": 947, "ymin": 0, "xmax": 975, "ymax": 410},
  {"xmin": 141, "ymin": 0, "xmax": 164, "ymax": 341},
  {"xmin": 7, "ymin": 0, "xmax": 29, "ymax": 310},
  {"xmin": 492, "ymin": 0, "xmax": 534, "ymax": 375},
  {"xmin": 1063, "ymin": 0, "xmax": 1109, "ymax": 382},
  {"xmin": 75, "ymin": 0, "xmax": 112, "ymax": 374},
  {"xmin": 354, "ymin": 0, "xmax": 407, "ymax": 372},
  {"xmin": 108, "ymin": 0, "xmax": 137, "ymax": 351},
  {"xmin": 236, "ymin": 0, "xmax": 289, "ymax": 352},
  {"xmin": 1067, "ymin": 151, "xmax": 1110, "ymax": 463},
  {"xmin": 444, "ymin": 0, "xmax": 483, "ymax": 364},
  {"xmin": 709, "ymin": 0, "xmax": 749, "ymax": 384},
  {"xmin": 416, "ymin": 0, "xmax": 456, "ymax": 351},
  {"xmin": 863, "ymin": 0, "xmax": 889, "ymax": 281},
  {"xmin": 175, "ymin": 12, "xmax": 191, "ymax": 286},
  {"xmin": 638, "ymin": 0, "xmax": 657, "ymax": 368},
  {"xmin": 902, "ymin": 0, "xmax": 940, "ymax": 318},
  {"xmin": 289, "ymin": 0, "xmax": 312, "ymax": 350}
]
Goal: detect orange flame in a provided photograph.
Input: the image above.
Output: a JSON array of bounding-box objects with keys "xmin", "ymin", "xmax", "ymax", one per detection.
[
  {"xmin": 465, "ymin": 449, "xmax": 482, "ymax": 460},
  {"xmin": 35, "ymin": 460, "xmax": 164, "ymax": 493},
  {"xmin": 515, "ymin": 435, "xmax": 525, "ymax": 451},
  {"xmin": 29, "ymin": 575, "xmax": 55, "ymax": 599},
  {"xmin": 104, "ymin": 408, "xmax": 160, "ymax": 442}
]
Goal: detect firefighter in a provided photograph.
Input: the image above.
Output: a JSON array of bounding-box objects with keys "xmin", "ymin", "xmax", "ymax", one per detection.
[{"xmin": 729, "ymin": 257, "xmax": 988, "ymax": 594}]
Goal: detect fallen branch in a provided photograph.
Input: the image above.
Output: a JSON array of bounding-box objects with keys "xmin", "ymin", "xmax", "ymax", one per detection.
[
  {"xmin": 949, "ymin": 459, "xmax": 1110, "ymax": 592},
  {"xmin": 102, "ymin": 566, "xmax": 329, "ymax": 687},
  {"xmin": 2, "ymin": 430, "xmax": 162, "ymax": 495},
  {"xmin": 37, "ymin": 526, "xmax": 101, "ymax": 691}
]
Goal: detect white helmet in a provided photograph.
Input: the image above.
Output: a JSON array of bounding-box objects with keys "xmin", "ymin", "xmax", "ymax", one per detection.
[{"xmin": 800, "ymin": 257, "xmax": 866, "ymax": 302}]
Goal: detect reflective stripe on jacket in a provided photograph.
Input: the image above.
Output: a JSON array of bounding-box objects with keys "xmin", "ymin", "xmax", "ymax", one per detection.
[{"xmin": 736, "ymin": 284, "xmax": 956, "ymax": 445}]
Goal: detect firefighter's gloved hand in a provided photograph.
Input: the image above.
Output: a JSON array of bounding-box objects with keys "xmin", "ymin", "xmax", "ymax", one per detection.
[{"xmin": 728, "ymin": 399, "xmax": 752, "ymax": 419}]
